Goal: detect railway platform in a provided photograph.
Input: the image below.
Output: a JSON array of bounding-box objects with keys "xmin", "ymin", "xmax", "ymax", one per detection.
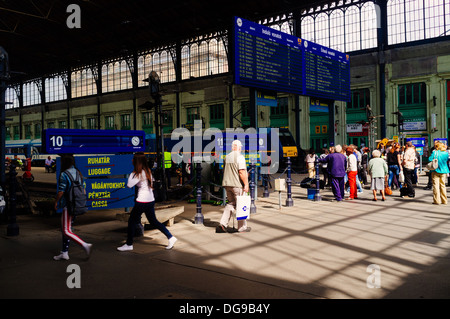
[{"xmin": 1, "ymin": 168, "xmax": 449, "ymax": 303}]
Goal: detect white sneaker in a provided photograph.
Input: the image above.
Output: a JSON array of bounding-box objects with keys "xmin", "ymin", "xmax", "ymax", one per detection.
[
  {"xmin": 53, "ymin": 251, "xmax": 69, "ymax": 261},
  {"xmin": 117, "ymin": 244, "xmax": 133, "ymax": 251},
  {"xmin": 84, "ymin": 243, "xmax": 93, "ymax": 258},
  {"xmin": 166, "ymin": 236, "xmax": 177, "ymax": 250}
]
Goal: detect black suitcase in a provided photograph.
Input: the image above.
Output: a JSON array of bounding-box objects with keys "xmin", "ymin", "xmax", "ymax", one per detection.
[
  {"xmin": 300, "ymin": 177, "xmax": 313, "ymax": 188},
  {"xmin": 300, "ymin": 177, "xmax": 324, "ymax": 189},
  {"xmin": 311, "ymin": 179, "xmax": 325, "ymax": 189},
  {"xmin": 400, "ymin": 186, "xmax": 409, "ymax": 197}
]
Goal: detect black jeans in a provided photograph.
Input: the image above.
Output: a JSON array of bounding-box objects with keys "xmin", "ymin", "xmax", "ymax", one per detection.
[
  {"xmin": 403, "ymin": 168, "xmax": 415, "ymax": 197},
  {"xmin": 126, "ymin": 201, "xmax": 172, "ymax": 245}
]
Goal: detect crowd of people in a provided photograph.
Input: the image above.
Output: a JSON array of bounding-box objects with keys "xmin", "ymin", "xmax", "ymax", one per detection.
[{"xmin": 313, "ymin": 140, "xmax": 450, "ymax": 204}]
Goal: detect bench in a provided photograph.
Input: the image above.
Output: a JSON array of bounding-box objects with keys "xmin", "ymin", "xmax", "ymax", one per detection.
[{"xmin": 116, "ymin": 205, "xmax": 184, "ymax": 226}]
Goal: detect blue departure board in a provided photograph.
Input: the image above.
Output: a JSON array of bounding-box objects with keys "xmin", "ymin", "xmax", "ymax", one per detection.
[
  {"xmin": 234, "ymin": 16, "xmax": 350, "ymax": 102},
  {"xmin": 303, "ymin": 40, "xmax": 350, "ymax": 101},
  {"xmin": 43, "ymin": 129, "xmax": 145, "ymax": 154},
  {"xmin": 234, "ymin": 16, "xmax": 303, "ymax": 95}
]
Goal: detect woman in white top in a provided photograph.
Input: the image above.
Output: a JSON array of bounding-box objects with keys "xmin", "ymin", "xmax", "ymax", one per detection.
[
  {"xmin": 117, "ymin": 153, "xmax": 177, "ymax": 251},
  {"xmin": 346, "ymin": 147, "xmax": 358, "ymax": 200}
]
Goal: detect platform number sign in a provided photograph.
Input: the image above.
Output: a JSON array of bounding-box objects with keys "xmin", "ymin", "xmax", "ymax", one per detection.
[
  {"xmin": 50, "ymin": 135, "xmax": 64, "ymax": 148},
  {"xmin": 44, "ymin": 129, "xmax": 145, "ymax": 154}
]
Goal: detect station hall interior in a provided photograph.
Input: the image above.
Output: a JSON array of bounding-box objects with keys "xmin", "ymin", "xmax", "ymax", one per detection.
[
  {"xmin": 2, "ymin": 0, "xmax": 450, "ymax": 302},
  {"xmin": 1, "ymin": 0, "xmax": 450, "ymax": 157}
]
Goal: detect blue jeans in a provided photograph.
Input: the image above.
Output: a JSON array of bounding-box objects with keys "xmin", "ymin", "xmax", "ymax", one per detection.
[
  {"xmin": 388, "ymin": 165, "xmax": 401, "ymax": 188},
  {"xmin": 126, "ymin": 201, "xmax": 172, "ymax": 245}
]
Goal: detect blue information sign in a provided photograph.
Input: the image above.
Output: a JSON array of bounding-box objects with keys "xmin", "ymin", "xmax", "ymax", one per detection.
[
  {"xmin": 56, "ymin": 154, "xmax": 136, "ymax": 212},
  {"xmin": 44, "ymin": 129, "xmax": 145, "ymax": 154},
  {"xmin": 234, "ymin": 16, "xmax": 350, "ymax": 102},
  {"xmin": 74, "ymin": 154, "xmax": 134, "ymax": 178},
  {"xmin": 407, "ymin": 137, "xmax": 425, "ymax": 147},
  {"xmin": 434, "ymin": 138, "xmax": 448, "ymax": 145},
  {"xmin": 85, "ymin": 178, "xmax": 135, "ymax": 210}
]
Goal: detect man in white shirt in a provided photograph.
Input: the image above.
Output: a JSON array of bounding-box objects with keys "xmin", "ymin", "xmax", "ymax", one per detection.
[{"xmin": 217, "ymin": 140, "xmax": 250, "ymax": 233}]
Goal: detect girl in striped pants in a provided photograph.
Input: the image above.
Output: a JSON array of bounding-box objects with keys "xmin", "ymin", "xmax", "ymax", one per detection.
[{"xmin": 53, "ymin": 154, "xmax": 92, "ymax": 261}]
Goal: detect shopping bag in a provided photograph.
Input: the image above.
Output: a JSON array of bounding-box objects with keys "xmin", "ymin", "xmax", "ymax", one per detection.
[
  {"xmin": 399, "ymin": 170, "xmax": 405, "ymax": 183},
  {"xmin": 236, "ymin": 194, "xmax": 251, "ymax": 220}
]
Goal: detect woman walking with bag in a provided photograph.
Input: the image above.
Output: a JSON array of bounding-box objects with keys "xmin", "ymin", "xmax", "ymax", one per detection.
[
  {"xmin": 117, "ymin": 153, "xmax": 177, "ymax": 251},
  {"xmin": 429, "ymin": 142, "xmax": 449, "ymax": 205}
]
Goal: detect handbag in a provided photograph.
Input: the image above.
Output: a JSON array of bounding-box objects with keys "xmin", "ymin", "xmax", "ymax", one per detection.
[
  {"xmin": 384, "ymin": 176, "xmax": 392, "ymax": 196},
  {"xmin": 236, "ymin": 193, "xmax": 251, "ymax": 220},
  {"xmin": 384, "ymin": 185, "xmax": 393, "ymax": 196},
  {"xmin": 426, "ymin": 152, "xmax": 439, "ymax": 171}
]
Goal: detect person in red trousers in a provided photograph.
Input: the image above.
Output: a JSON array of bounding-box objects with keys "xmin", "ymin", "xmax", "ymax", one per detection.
[{"xmin": 346, "ymin": 147, "xmax": 358, "ymax": 200}]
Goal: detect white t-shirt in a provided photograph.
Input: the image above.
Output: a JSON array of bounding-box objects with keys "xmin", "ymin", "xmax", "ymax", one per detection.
[
  {"xmin": 127, "ymin": 171, "xmax": 155, "ymax": 203},
  {"xmin": 347, "ymin": 153, "xmax": 358, "ymax": 172}
]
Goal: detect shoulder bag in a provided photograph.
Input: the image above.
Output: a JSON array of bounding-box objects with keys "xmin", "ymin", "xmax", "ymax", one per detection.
[{"xmin": 426, "ymin": 151, "xmax": 439, "ymax": 171}]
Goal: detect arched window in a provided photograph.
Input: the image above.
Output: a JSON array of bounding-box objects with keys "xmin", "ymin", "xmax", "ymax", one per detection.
[
  {"xmin": 330, "ymin": 9, "xmax": 345, "ymax": 51},
  {"xmin": 199, "ymin": 41, "xmax": 209, "ymax": 77},
  {"xmin": 388, "ymin": 0, "xmax": 406, "ymax": 44},
  {"xmin": 425, "ymin": 2, "xmax": 445, "ymax": 38},
  {"xmin": 107, "ymin": 64, "xmax": 114, "ymax": 92},
  {"xmin": 71, "ymin": 67, "xmax": 96, "ymax": 97},
  {"xmin": 152, "ymin": 53, "xmax": 161, "ymax": 77},
  {"xmin": 406, "ymin": 0, "xmax": 425, "ymax": 42},
  {"xmin": 209, "ymin": 39, "xmax": 218, "ymax": 75},
  {"xmin": 315, "ymin": 12, "xmax": 329, "ymax": 47},
  {"xmin": 45, "ymin": 76, "xmax": 67, "ymax": 102},
  {"xmin": 301, "ymin": 16, "xmax": 315, "ymax": 42},
  {"xmin": 280, "ymin": 21, "xmax": 292, "ymax": 35},
  {"xmin": 388, "ymin": 0, "xmax": 449, "ymax": 45},
  {"xmin": 361, "ymin": 2, "xmax": 377, "ymax": 49},
  {"xmin": 81, "ymin": 69, "xmax": 88, "ymax": 96},
  {"xmin": 120, "ymin": 60, "xmax": 132, "ymax": 90},
  {"xmin": 23, "ymin": 81, "xmax": 41, "ymax": 106},
  {"xmin": 181, "ymin": 46, "xmax": 190, "ymax": 80},
  {"xmin": 217, "ymin": 39, "xmax": 228, "ymax": 74},
  {"xmin": 190, "ymin": 44, "xmax": 199, "ymax": 78},
  {"xmin": 160, "ymin": 51, "xmax": 169, "ymax": 83},
  {"xmin": 5, "ymin": 87, "xmax": 19, "ymax": 109},
  {"xmin": 345, "ymin": 5, "xmax": 361, "ymax": 52}
]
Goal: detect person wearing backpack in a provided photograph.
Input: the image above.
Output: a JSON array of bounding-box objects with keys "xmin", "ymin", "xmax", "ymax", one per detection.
[
  {"xmin": 53, "ymin": 154, "xmax": 92, "ymax": 261},
  {"xmin": 117, "ymin": 152, "xmax": 177, "ymax": 251}
]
